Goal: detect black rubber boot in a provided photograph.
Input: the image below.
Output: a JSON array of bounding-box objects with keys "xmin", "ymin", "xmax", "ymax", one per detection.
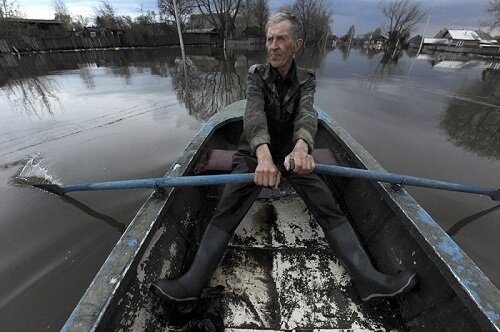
[
  {"xmin": 150, "ymin": 224, "xmax": 231, "ymax": 302},
  {"xmin": 325, "ymin": 221, "xmax": 417, "ymax": 302}
]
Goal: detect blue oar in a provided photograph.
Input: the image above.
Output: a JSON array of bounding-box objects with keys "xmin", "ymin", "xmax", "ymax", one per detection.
[
  {"xmin": 34, "ymin": 164, "xmax": 499, "ymax": 201},
  {"xmin": 314, "ymin": 164, "xmax": 499, "ymax": 201}
]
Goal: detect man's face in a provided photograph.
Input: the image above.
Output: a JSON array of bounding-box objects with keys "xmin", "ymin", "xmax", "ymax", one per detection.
[{"xmin": 266, "ymin": 21, "xmax": 302, "ymax": 73}]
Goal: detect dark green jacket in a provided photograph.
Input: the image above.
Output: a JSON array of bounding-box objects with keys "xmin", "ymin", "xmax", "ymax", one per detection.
[{"xmin": 241, "ymin": 62, "xmax": 317, "ymax": 155}]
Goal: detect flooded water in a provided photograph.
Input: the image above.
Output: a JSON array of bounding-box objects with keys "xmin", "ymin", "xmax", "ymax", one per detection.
[{"xmin": 0, "ymin": 46, "xmax": 499, "ymax": 330}]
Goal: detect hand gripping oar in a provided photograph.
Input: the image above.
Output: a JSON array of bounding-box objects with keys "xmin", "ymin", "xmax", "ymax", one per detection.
[{"xmin": 34, "ymin": 164, "xmax": 500, "ymax": 201}]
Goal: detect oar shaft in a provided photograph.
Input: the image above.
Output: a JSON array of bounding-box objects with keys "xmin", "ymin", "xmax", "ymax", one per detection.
[
  {"xmin": 315, "ymin": 164, "xmax": 498, "ymax": 200},
  {"xmin": 51, "ymin": 164, "xmax": 498, "ymax": 201},
  {"xmin": 62, "ymin": 173, "xmax": 255, "ymax": 193}
]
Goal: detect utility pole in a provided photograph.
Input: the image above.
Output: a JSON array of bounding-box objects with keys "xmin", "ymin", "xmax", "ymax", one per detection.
[{"xmin": 173, "ymin": 0, "xmax": 186, "ymax": 62}]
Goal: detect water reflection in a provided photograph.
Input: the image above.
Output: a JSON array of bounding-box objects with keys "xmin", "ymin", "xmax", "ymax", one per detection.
[
  {"xmin": 296, "ymin": 48, "xmax": 331, "ymax": 69},
  {"xmin": 0, "ymin": 55, "xmax": 61, "ymax": 118},
  {"xmin": 60, "ymin": 195, "xmax": 127, "ymax": 234},
  {"xmin": 169, "ymin": 54, "xmax": 247, "ymax": 120},
  {"xmin": 440, "ymin": 68, "xmax": 500, "ymax": 160},
  {"xmin": 447, "ymin": 204, "xmax": 500, "ymax": 237},
  {"xmin": 0, "ymin": 47, "xmax": 333, "ymax": 121}
]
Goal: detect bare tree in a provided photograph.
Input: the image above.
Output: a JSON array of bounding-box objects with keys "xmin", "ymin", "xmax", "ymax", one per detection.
[
  {"xmin": 54, "ymin": 0, "xmax": 72, "ymax": 30},
  {"xmin": 0, "ymin": 0, "xmax": 23, "ymax": 18},
  {"xmin": 94, "ymin": 0, "xmax": 117, "ymax": 27},
  {"xmin": 485, "ymin": 0, "xmax": 500, "ymax": 32},
  {"xmin": 157, "ymin": 0, "xmax": 196, "ymax": 29},
  {"xmin": 195, "ymin": 0, "xmax": 243, "ymax": 44},
  {"xmin": 345, "ymin": 24, "xmax": 355, "ymax": 41},
  {"xmin": 254, "ymin": 0, "xmax": 269, "ymax": 37},
  {"xmin": 94, "ymin": 0, "xmax": 131, "ymax": 29},
  {"xmin": 239, "ymin": 0, "xmax": 269, "ymax": 37},
  {"xmin": 239, "ymin": 0, "xmax": 253, "ymax": 30},
  {"xmin": 379, "ymin": 0, "xmax": 427, "ymax": 48},
  {"xmin": 292, "ymin": 0, "xmax": 333, "ymax": 47},
  {"xmin": 72, "ymin": 14, "xmax": 90, "ymax": 29}
]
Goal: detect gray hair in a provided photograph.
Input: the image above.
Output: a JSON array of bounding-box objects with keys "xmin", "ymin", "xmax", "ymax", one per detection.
[{"xmin": 265, "ymin": 11, "xmax": 303, "ymax": 41}]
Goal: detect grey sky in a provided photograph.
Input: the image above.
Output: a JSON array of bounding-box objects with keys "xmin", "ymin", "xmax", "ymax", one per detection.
[{"xmin": 22, "ymin": 0, "xmax": 495, "ymax": 37}]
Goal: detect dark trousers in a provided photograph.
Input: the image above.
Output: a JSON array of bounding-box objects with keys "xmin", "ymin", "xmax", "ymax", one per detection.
[{"xmin": 210, "ymin": 151, "xmax": 348, "ymax": 234}]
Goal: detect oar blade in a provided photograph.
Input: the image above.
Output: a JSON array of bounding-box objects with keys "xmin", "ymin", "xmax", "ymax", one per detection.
[
  {"xmin": 34, "ymin": 183, "xmax": 67, "ymax": 196},
  {"xmin": 492, "ymin": 190, "xmax": 500, "ymax": 201}
]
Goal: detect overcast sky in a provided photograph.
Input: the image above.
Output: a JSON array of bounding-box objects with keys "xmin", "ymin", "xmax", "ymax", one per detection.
[{"xmin": 22, "ymin": 0, "xmax": 495, "ymax": 37}]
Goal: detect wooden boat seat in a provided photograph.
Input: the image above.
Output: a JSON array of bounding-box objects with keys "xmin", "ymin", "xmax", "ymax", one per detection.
[{"xmin": 196, "ymin": 148, "xmax": 341, "ymax": 174}]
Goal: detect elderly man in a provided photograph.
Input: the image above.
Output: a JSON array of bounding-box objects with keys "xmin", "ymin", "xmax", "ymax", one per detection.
[{"xmin": 151, "ymin": 11, "xmax": 416, "ymax": 303}]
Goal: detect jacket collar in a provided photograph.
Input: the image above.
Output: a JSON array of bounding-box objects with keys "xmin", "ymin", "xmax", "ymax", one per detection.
[
  {"xmin": 269, "ymin": 61, "xmax": 297, "ymax": 85},
  {"xmin": 263, "ymin": 60, "xmax": 300, "ymax": 86},
  {"xmin": 262, "ymin": 60, "xmax": 312, "ymax": 106}
]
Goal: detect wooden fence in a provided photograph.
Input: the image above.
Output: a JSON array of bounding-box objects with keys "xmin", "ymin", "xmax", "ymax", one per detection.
[
  {"xmin": 0, "ymin": 33, "xmax": 220, "ymax": 54},
  {"xmin": 421, "ymin": 45, "xmax": 500, "ymax": 57}
]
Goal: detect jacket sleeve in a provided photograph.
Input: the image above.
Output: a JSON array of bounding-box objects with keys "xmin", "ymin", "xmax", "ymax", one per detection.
[
  {"xmin": 293, "ymin": 73, "xmax": 317, "ymax": 152},
  {"xmin": 243, "ymin": 68, "xmax": 270, "ymax": 155}
]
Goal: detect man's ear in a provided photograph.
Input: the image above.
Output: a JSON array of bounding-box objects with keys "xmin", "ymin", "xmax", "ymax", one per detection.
[{"xmin": 294, "ymin": 38, "xmax": 303, "ymax": 51}]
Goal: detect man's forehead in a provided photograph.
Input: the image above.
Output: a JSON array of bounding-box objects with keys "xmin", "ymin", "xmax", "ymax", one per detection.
[{"xmin": 266, "ymin": 21, "xmax": 292, "ymax": 37}]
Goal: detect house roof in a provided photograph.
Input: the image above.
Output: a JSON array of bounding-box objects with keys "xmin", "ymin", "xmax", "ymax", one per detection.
[
  {"xmin": 475, "ymin": 30, "xmax": 498, "ymax": 43},
  {"xmin": 371, "ymin": 34, "xmax": 388, "ymax": 41},
  {"xmin": 2, "ymin": 18, "xmax": 61, "ymax": 25},
  {"xmin": 434, "ymin": 29, "xmax": 498, "ymax": 44},
  {"xmin": 446, "ymin": 30, "xmax": 480, "ymax": 41},
  {"xmin": 423, "ymin": 37, "xmax": 448, "ymax": 44}
]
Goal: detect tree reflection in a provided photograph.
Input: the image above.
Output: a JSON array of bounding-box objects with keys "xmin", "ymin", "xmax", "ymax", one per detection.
[
  {"xmin": 0, "ymin": 47, "xmax": 331, "ymax": 120},
  {"xmin": 296, "ymin": 47, "xmax": 330, "ymax": 69},
  {"xmin": 440, "ymin": 68, "xmax": 500, "ymax": 160},
  {"xmin": 168, "ymin": 47, "xmax": 331, "ymax": 120},
  {"xmin": 373, "ymin": 48, "xmax": 404, "ymax": 75},
  {"xmin": 0, "ymin": 55, "xmax": 61, "ymax": 118},
  {"xmin": 169, "ymin": 50, "xmax": 249, "ymax": 120},
  {"xmin": 78, "ymin": 64, "xmax": 96, "ymax": 89},
  {"xmin": 0, "ymin": 50, "xmax": 174, "ymax": 117}
]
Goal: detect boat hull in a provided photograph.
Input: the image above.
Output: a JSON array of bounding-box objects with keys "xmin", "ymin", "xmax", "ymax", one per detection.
[{"xmin": 62, "ymin": 100, "xmax": 500, "ymax": 331}]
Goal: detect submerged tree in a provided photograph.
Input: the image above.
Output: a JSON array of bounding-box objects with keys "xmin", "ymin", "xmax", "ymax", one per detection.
[{"xmin": 379, "ymin": 0, "xmax": 427, "ymax": 48}]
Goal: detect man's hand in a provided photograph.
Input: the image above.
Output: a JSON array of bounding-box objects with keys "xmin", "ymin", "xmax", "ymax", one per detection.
[
  {"xmin": 255, "ymin": 144, "xmax": 281, "ymax": 188},
  {"xmin": 284, "ymin": 139, "xmax": 315, "ymax": 174}
]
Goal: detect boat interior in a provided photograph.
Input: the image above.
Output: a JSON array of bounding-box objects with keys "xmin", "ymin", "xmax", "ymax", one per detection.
[{"xmin": 98, "ymin": 118, "xmax": 487, "ymax": 331}]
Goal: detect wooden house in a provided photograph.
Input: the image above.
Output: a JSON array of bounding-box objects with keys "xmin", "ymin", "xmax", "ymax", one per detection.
[
  {"xmin": 242, "ymin": 26, "xmax": 262, "ymax": 38},
  {"xmin": 436, "ymin": 30, "xmax": 480, "ymax": 47},
  {"xmin": 370, "ymin": 34, "xmax": 388, "ymax": 49},
  {"xmin": 0, "ymin": 18, "xmax": 66, "ymax": 38}
]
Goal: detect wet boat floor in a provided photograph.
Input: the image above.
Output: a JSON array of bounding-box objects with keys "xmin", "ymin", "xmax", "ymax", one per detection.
[{"xmin": 207, "ymin": 188, "xmax": 404, "ymax": 331}]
